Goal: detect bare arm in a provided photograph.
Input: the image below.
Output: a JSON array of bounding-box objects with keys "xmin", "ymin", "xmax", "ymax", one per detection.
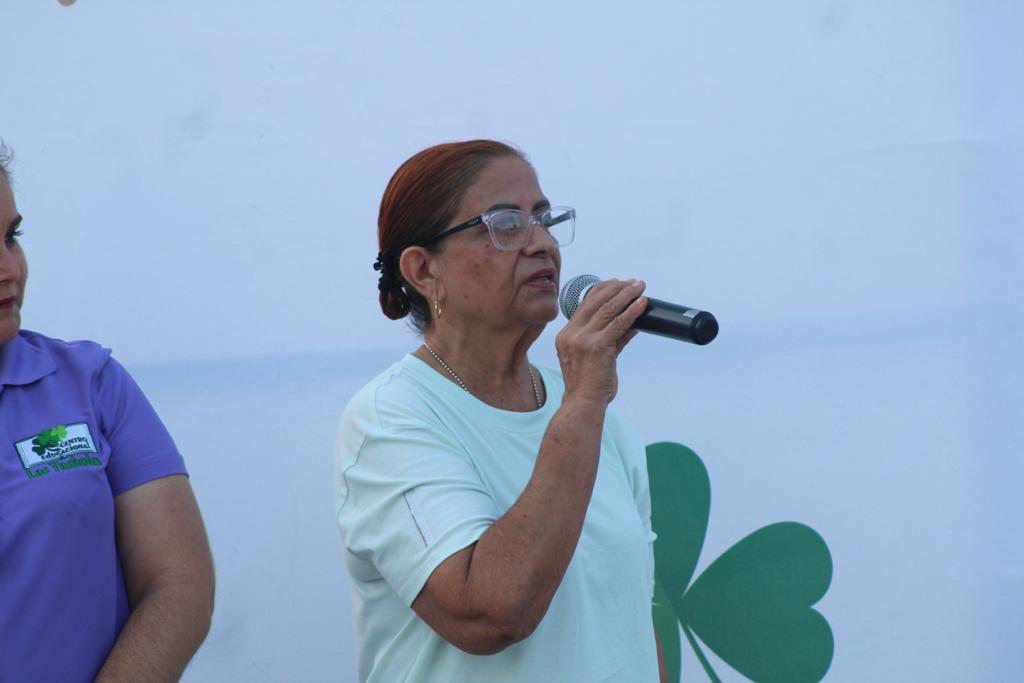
[
  {"xmin": 412, "ymin": 279, "xmax": 648, "ymax": 654},
  {"xmin": 96, "ymin": 474, "xmax": 214, "ymax": 683}
]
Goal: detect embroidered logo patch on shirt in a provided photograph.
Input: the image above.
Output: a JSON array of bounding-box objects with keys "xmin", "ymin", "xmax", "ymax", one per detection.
[{"xmin": 14, "ymin": 422, "xmax": 100, "ymax": 478}]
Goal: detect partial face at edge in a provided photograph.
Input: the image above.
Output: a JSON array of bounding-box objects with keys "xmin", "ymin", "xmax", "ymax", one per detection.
[{"xmin": 0, "ymin": 176, "xmax": 28, "ymax": 344}]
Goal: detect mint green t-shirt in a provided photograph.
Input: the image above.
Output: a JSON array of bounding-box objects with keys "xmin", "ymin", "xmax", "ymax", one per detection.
[{"xmin": 334, "ymin": 355, "xmax": 659, "ymax": 682}]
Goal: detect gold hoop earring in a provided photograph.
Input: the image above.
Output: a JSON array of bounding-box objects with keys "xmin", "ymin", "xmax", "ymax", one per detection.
[{"xmin": 432, "ymin": 299, "xmax": 443, "ymax": 319}]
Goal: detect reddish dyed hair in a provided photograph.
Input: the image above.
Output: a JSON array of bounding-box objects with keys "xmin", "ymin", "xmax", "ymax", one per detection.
[{"xmin": 376, "ymin": 139, "xmax": 526, "ymax": 331}]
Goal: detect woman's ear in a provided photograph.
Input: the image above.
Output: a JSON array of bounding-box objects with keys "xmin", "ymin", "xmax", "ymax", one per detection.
[{"xmin": 399, "ymin": 246, "xmax": 442, "ymax": 302}]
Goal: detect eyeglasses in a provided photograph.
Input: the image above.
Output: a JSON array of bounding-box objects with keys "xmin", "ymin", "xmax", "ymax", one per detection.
[{"xmin": 421, "ymin": 206, "xmax": 575, "ymax": 252}]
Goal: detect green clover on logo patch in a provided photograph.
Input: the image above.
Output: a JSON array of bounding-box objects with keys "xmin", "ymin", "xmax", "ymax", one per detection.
[
  {"xmin": 31, "ymin": 424, "xmax": 68, "ymax": 456},
  {"xmin": 648, "ymin": 442, "xmax": 834, "ymax": 683}
]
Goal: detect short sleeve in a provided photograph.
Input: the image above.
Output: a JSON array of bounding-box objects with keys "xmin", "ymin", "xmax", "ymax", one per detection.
[
  {"xmin": 93, "ymin": 356, "xmax": 187, "ymax": 496},
  {"xmin": 336, "ymin": 420, "xmax": 499, "ymax": 607}
]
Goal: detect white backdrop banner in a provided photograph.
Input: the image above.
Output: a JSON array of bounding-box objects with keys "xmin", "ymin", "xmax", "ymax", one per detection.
[{"xmin": 4, "ymin": 1, "xmax": 1022, "ymax": 680}]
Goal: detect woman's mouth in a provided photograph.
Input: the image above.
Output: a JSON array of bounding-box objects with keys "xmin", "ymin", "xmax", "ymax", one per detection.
[
  {"xmin": 524, "ymin": 269, "xmax": 558, "ymax": 291},
  {"xmin": 0, "ymin": 296, "xmax": 16, "ymax": 309}
]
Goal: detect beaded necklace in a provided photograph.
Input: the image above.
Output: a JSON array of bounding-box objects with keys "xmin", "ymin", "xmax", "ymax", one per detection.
[{"xmin": 423, "ymin": 343, "xmax": 542, "ymax": 409}]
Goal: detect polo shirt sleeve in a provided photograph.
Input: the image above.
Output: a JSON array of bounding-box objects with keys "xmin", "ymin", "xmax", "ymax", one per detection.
[
  {"xmin": 336, "ymin": 418, "xmax": 499, "ymax": 607},
  {"xmin": 93, "ymin": 356, "xmax": 187, "ymax": 496}
]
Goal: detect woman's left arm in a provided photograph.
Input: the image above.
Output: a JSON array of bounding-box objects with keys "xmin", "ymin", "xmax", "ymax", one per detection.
[{"xmin": 96, "ymin": 474, "xmax": 215, "ymax": 683}]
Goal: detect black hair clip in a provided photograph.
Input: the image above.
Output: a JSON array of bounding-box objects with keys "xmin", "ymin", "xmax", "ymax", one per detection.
[{"xmin": 373, "ymin": 252, "xmax": 399, "ymax": 292}]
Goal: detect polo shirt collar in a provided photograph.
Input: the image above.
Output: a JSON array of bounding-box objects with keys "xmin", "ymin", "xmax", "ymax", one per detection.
[{"xmin": 0, "ymin": 331, "xmax": 58, "ymax": 388}]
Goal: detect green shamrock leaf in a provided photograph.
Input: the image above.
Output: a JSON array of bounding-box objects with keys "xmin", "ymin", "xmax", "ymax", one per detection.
[
  {"xmin": 649, "ymin": 442, "xmax": 710, "ymax": 611},
  {"xmin": 32, "ymin": 445, "xmax": 47, "ymax": 456},
  {"xmin": 681, "ymin": 523, "xmax": 833, "ymax": 682},
  {"xmin": 647, "ymin": 442, "xmax": 834, "ymax": 683},
  {"xmin": 33, "ymin": 425, "xmax": 68, "ymax": 450}
]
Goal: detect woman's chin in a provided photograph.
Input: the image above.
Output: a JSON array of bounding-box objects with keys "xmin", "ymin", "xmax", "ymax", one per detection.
[
  {"xmin": 0, "ymin": 321, "xmax": 20, "ymax": 345},
  {"xmin": 526, "ymin": 302, "xmax": 560, "ymax": 325}
]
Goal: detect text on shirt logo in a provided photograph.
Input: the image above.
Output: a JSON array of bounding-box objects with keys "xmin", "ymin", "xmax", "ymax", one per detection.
[{"xmin": 13, "ymin": 422, "xmax": 100, "ymax": 479}]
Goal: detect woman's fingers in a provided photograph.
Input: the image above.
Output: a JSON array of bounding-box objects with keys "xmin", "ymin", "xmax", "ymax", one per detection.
[
  {"xmin": 570, "ymin": 278, "xmax": 623, "ymax": 318},
  {"xmin": 596, "ymin": 283, "xmax": 647, "ymax": 344},
  {"xmin": 613, "ymin": 294, "xmax": 648, "ymax": 343},
  {"xmin": 573, "ymin": 279, "xmax": 646, "ymax": 331},
  {"xmin": 557, "ymin": 279, "xmax": 646, "ymax": 405},
  {"xmin": 615, "ymin": 328, "xmax": 640, "ymax": 354},
  {"xmin": 617, "ymin": 290, "xmax": 648, "ymax": 325}
]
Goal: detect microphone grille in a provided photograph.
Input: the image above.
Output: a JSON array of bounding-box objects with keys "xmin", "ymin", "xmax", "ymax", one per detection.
[{"xmin": 559, "ymin": 274, "xmax": 600, "ymax": 319}]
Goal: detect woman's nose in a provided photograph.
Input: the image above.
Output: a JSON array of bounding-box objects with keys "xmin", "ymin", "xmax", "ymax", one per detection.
[
  {"xmin": 0, "ymin": 244, "xmax": 20, "ymax": 283},
  {"xmin": 522, "ymin": 222, "xmax": 558, "ymax": 255}
]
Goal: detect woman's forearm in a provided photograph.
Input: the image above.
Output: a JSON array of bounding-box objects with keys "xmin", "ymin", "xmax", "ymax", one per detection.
[
  {"xmin": 95, "ymin": 574, "xmax": 213, "ymax": 683},
  {"xmin": 460, "ymin": 394, "xmax": 607, "ymax": 638}
]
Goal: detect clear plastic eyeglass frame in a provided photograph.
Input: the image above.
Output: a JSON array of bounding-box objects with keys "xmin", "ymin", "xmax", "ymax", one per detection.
[{"xmin": 421, "ymin": 206, "xmax": 575, "ymax": 251}]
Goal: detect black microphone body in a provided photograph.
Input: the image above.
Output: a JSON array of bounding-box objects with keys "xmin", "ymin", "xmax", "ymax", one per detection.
[
  {"xmin": 559, "ymin": 274, "xmax": 718, "ymax": 346},
  {"xmin": 636, "ymin": 297, "xmax": 718, "ymax": 345}
]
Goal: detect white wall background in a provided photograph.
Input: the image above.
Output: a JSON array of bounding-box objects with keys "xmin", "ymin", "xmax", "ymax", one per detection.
[{"xmin": 4, "ymin": 1, "xmax": 1022, "ymax": 681}]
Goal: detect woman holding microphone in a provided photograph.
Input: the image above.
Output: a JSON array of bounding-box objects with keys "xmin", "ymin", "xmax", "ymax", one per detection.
[{"xmin": 335, "ymin": 140, "xmax": 667, "ymax": 681}]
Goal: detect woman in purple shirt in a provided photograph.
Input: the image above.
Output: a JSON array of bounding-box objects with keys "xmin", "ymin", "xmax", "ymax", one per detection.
[{"xmin": 0, "ymin": 142, "xmax": 214, "ymax": 682}]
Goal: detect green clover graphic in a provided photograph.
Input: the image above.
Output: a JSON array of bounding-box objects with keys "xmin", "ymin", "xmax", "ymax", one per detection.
[
  {"xmin": 648, "ymin": 442, "xmax": 834, "ymax": 683},
  {"xmin": 31, "ymin": 424, "xmax": 69, "ymax": 456}
]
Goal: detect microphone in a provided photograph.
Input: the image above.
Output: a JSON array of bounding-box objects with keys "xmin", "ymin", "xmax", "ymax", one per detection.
[{"xmin": 559, "ymin": 274, "xmax": 719, "ymax": 345}]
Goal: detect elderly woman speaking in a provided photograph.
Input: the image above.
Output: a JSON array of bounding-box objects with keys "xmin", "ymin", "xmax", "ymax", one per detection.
[{"xmin": 335, "ymin": 140, "xmax": 666, "ymax": 682}]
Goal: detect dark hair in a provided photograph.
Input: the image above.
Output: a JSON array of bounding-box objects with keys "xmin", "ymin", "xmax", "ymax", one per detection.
[
  {"xmin": 376, "ymin": 139, "xmax": 526, "ymax": 332},
  {"xmin": 0, "ymin": 140, "xmax": 12, "ymax": 183}
]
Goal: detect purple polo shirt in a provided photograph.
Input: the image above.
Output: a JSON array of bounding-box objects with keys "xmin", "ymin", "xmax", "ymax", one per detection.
[{"xmin": 0, "ymin": 330, "xmax": 187, "ymax": 682}]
